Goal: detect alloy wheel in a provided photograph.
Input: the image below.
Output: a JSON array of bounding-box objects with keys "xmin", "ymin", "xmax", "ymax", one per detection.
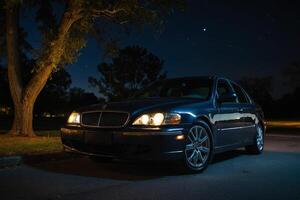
[
  {"xmin": 256, "ymin": 125, "xmax": 264, "ymax": 151},
  {"xmin": 185, "ymin": 125, "xmax": 211, "ymax": 169}
]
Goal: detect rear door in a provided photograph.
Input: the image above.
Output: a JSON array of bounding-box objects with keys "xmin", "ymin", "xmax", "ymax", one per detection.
[
  {"xmin": 213, "ymin": 79, "xmax": 242, "ymax": 147},
  {"xmin": 230, "ymin": 82, "xmax": 256, "ymax": 144}
]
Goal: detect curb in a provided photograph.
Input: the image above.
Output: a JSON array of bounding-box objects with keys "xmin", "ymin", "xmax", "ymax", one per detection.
[{"xmin": 0, "ymin": 156, "xmax": 23, "ymax": 168}]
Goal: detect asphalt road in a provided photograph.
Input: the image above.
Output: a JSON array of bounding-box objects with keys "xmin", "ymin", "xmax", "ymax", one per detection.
[{"xmin": 1, "ymin": 134, "xmax": 300, "ymax": 200}]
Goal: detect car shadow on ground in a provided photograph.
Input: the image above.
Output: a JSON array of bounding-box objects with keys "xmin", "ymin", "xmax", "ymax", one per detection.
[{"xmin": 26, "ymin": 149, "xmax": 248, "ymax": 181}]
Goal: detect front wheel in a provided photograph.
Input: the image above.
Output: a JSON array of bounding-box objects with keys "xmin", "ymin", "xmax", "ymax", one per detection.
[
  {"xmin": 183, "ymin": 123, "xmax": 213, "ymax": 173},
  {"xmin": 245, "ymin": 124, "xmax": 264, "ymax": 154}
]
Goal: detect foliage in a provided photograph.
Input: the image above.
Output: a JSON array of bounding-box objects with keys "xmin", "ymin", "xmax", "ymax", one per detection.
[
  {"xmin": 275, "ymin": 87, "xmax": 300, "ymax": 118},
  {"xmin": 238, "ymin": 76, "xmax": 274, "ymax": 115},
  {"xmin": 68, "ymin": 87, "xmax": 101, "ymax": 110},
  {"xmin": 0, "ymin": 63, "xmax": 74, "ymax": 115},
  {"xmin": 35, "ymin": 69, "xmax": 72, "ymax": 116},
  {"xmin": 89, "ymin": 45, "xmax": 167, "ymax": 101},
  {"xmin": 0, "ymin": 65, "xmax": 12, "ymax": 108},
  {"xmin": 283, "ymin": 62, "xmax": 300, "ymax": 88},
  {"xmin": 31, "ymin": 0, "xmax": 185, "ymax": 70}
]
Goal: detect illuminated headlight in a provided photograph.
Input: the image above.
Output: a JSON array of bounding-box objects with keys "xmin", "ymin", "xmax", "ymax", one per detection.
[
  {"xmin": 67, "ymin": 112, "xmax": 81, "ymax": 124},
  {"xmin": 132, "ymin": 113, "xmax": 181, "ymax": 126}
]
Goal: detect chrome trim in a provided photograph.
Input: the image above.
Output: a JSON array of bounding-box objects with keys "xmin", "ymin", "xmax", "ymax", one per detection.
[
  {"xmin": 122, "ymin": 131, "xmax": 183, "ymax": 136},
  {"xmin": 80, "ymin": 110, "xmax": 130, "ymax": 128},
  {"xmin": 129, "ymin": 127, "xmax": 161, "ymax": 130},
  {"xmin": 97, "ymin": 111, "xmax": 103, "ymax": 127},
  {"xmin": 167, "ymin": 128, "xmax": 185, "ymax": 131},
  {"xmin": 218, "ymin": 124, "xmax": 255, "ymax": 131},
  {"xmin": 129, "ymin": 127, "xmax": 186, "ymax": 131},
  {"xmin": 164, "ymin": 150, "xmax": 183, "ymax": 154},
  {"xmin": 130, "ymin": 123, "xmax": 190, "ymax": 130}
]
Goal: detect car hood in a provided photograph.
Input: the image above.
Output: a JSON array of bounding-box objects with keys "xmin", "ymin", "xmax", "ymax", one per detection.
[{"xmin": 76, "ymin": 97, "xmax": 202, "ymax": 115}]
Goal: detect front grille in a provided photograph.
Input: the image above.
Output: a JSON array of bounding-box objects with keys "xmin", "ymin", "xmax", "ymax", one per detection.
[{"xmin": 81, "ymin": 111, "xmax": 129, "ymax": 127}]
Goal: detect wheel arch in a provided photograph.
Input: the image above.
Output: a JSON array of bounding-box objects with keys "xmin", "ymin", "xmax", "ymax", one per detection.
[{"xmin": 195, "ymin": 115, "xmax": 215, "ymax": 148}]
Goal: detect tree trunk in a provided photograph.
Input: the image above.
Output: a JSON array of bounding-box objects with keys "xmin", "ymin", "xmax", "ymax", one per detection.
[
  {"xmin": 7, "ymin": 109, "xmax": 21, "ymax": 136},
  {"xmin": 5, "ymin": 1, "xmax": 24, "ymax": 136},
  {"xmin": 5, "ymin": 1, "xmax": 81, "ymax": 136},
  {"xmin": 20, "ymin": 99, "xmax": 35, "ymax": 137}
]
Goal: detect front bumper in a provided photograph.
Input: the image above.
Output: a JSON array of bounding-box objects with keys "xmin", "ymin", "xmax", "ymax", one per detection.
[{"xmin": 61, "ymin": 125, "xmax": 189, "ymax": 161}]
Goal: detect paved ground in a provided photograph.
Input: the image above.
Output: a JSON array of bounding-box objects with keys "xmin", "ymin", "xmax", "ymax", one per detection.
[{"xmin": 1, "ymin": 134, "xmax": 300, "ymax": 200}]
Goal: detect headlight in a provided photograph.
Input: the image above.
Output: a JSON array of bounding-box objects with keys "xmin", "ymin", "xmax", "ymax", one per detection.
[
  {"xmin": 67, "ymin": 112, "xmax": 81, "ymax": 124},
  {"xmin": 132, "ymin": 113, "xmax": 181, "ymax": 126}
]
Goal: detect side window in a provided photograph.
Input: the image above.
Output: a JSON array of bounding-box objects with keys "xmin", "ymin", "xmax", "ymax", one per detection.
[
  {"xmin": 217, "ymin": 79, "xmax": 235, "ymax": 103},
  {"xmin": 232, "ymin": 83, "xmax": 249, "ymax": 103}
]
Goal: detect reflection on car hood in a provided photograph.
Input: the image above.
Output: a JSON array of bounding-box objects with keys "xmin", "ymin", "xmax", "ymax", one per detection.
[{"xmin": 76, "ymin": 97, "xmax": 202, "ymax": 115}]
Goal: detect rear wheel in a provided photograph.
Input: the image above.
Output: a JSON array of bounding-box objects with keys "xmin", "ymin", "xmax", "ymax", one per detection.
[
  {"xmin": 183, "ymin": 123, "xmax": 213, "ymax": 172},
  {"xmin": 245, "ymin": 124, "xmax": 264, "ymax": 154}
]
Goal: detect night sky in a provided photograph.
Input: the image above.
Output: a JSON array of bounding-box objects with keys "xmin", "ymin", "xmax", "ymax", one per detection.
[{"xmin": 27, "ymin": 0, "xmax": 300, "ymax": 98}]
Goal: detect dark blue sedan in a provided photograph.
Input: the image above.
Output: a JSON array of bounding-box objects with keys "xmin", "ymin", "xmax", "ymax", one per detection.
[{"xmin": 61, "ymin": 76, "xmax": 265, "ymax": 172}]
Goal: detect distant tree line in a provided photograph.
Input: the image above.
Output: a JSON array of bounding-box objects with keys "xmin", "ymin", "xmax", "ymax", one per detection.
[{"xmin": 238, "ymin": 63, "xmax": 300, "ymax": 119}]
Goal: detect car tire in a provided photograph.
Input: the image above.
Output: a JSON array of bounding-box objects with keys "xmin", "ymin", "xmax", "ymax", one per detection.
[
  {"xmin": 183, "ymin": 121, "xmax": 214, "ymax": 173},
  {"xmin": 245, "ymin": 124, "xmax": 264, "ymax": 154}
]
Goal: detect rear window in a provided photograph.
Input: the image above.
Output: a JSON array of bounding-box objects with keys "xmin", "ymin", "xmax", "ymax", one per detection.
[{"xmin": 231, "ymin": 83, "xmax": 249, "ymax": 103}]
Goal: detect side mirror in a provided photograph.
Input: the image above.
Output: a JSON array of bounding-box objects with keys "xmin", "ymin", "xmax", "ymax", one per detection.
[{"xmin": 218, "ymin": 93, "xmax": 237, "ymax": 104}]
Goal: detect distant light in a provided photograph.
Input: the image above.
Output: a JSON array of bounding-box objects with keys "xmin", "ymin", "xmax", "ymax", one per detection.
[{"xmin": 203, "ymin": 28, "xmax": 207, "ymax": 32}]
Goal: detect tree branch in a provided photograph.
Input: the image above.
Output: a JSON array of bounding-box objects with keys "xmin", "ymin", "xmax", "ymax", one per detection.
[
  {"xmin": 23, "ymin": 1, "xmax": 83, "ymax": 103},
  {"xmin": 93, "ymin": 8, "xmax": 128, "ymax": 17}
]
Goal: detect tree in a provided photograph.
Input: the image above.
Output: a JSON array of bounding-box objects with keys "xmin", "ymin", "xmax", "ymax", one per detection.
[
  {"xmin": 276, "ymin": 87, "xmax": 300, "ymax": 118},
  {"xmin": 0, "ymin": 64, "xmax": 74, "ymax": 116},
  {"xmin": 3, "ymin": 0, "xmax": 184, "ymax": 136},
  {"xmin": 0, "ymin": 65, "xmax": 12, "ymax": 110},
  {"xmin": 34, "ymin": 69, "xmax": 72, "ymax": 116},
  {"xmin": 89, "ymin": 45, "xmax": 167, "ymax": 101},
  {"xmin": 283, "ymin": 62, "xmax": 300, "ymax": 88},
  {"xmin": 238, "ymin": 76, "xmax": 274, "ymax": 117},
  {"xmin": 68, "ymin": 87, "xmax": 100, "ymax": 111}
]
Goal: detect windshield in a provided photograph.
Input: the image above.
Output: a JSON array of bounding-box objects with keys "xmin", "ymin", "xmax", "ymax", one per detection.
[{"xmin": 136, "ymin": 78, "xmax": 213, "ymax": 100}]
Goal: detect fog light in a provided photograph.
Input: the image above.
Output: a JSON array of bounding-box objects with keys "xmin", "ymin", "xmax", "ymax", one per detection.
[{"xmin": 176, "ymin": 134, "xmax": 185, "ymax": 140}]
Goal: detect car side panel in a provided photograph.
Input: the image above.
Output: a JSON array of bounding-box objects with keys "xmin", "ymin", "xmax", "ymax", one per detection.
[
  {"xmin": 211, "ymin": 103, "xmax": 244, "ymax": 147},
  {"xmin": 237, "ymin": 103, "xmax": 257, "ymax": 144}
]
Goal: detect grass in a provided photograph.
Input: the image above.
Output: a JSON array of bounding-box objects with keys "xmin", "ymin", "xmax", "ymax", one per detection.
[
  {"xmin": 0, "ymin": 130, "xmax": 60, "ymax": 137},
  {"xmin": 0, "ymin": 134, "xmax": 63, "ymax": 157},
  {"xmin": 35, "ymin": 130, "xmax": 60, "ymax": 137}
]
